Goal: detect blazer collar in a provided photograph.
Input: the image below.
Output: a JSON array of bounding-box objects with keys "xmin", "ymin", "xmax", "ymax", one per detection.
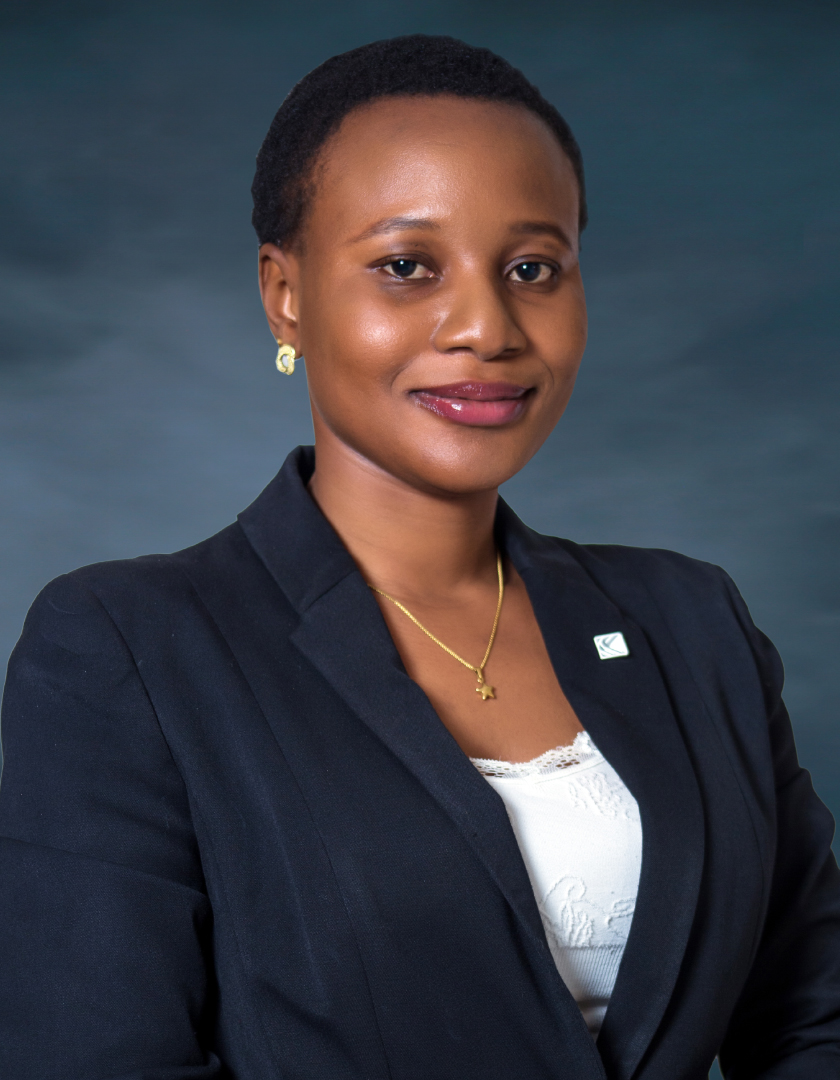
[
  {"xmin": 238, "ymin": 445, "xmax": 358, "ymax": 613},
  {"xmin": 239, "ymin": 447, "xmax": 705, "ymax": 1080}
]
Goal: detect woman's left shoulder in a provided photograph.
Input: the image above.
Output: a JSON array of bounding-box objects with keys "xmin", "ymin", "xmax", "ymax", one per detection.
[
  {"xmin": 562, "ymin": 537, "xmax": 733, "ymax": 597},
  {"xmin": 554, "ymin": 537, "xmax": 780, "ymax": 687},
  {"xmin": 560, "ymin": 538, "xmax": 748, "ymax": 620}
]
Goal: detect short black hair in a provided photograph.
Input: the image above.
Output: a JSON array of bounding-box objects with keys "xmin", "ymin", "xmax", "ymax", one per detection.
[{"xmin": 251, "ymin": 34, "xmax": 587, "ymax": 249}]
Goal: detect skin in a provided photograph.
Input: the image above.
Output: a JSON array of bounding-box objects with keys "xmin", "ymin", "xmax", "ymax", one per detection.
[{"xmin": 259, "ymin": 95, "xmax": 588, "ymax": 762}]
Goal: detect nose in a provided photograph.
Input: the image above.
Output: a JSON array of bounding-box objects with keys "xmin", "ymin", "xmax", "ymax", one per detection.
[{"xmin": 431, "ymin": 270, "xmax": 526, "ymax": 361}]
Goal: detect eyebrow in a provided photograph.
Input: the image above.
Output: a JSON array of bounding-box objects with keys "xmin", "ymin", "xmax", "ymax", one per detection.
[
  {"xmin": 348, "ymin": 215, "xmax": 573, "ymax": 249},
  {"xmin": 349, "ymin": 216, "xmax": 440, "ymax": 244},
  {"xmin": 509, "ymin": 220, "xmax": 574, "ymax": 248}
]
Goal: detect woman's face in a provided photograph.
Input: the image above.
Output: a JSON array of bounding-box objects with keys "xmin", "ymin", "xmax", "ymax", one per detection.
[{"xmin": 260, "ymin": 95, "xmax": 587, "ymax": 495}]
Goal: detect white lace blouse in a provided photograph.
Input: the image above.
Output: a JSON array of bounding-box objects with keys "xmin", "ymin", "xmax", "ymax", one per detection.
[{"xmin": 471, "ymin": 731, "xmax": 642, "ymax": 1038}]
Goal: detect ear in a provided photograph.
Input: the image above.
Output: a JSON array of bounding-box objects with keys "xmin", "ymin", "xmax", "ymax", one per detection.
[{"xmin": 258, "ymin": 243, "xmax": 301, "ymax": 351}]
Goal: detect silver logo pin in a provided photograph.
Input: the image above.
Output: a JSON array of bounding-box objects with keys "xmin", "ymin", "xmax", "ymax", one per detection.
[{"xmin": 594, "ymin": 632, "xmax": 629, "ymax": 660}]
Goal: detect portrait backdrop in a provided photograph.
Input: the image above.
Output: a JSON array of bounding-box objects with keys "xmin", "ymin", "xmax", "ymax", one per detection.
[{"xmin": 1, "ymin": 0, "xmax": 838, "ymax": 873}]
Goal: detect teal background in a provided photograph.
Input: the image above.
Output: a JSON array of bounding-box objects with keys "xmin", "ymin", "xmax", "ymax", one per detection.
[{"xmin": 2, "ymin": 4, "xmax": 839, "ymax": 1073}]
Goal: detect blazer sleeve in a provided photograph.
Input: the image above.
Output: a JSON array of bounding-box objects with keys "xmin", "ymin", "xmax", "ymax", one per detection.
[
  {"xmin": 718, "ymin": 575, "xmax": 840, "ymax": 1078},
  {"xmin": 0, "ymin": 572, "xmax": 225, "ymax": 1079}
]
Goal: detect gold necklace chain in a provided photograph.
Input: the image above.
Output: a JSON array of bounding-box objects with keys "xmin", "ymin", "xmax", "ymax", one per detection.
[{"xmin": 368, "ymin": 552, "xmax": 505, "ymax": 701}]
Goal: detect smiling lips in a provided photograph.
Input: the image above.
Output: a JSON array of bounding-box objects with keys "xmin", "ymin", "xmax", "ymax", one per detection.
[{"xmin": 412, "ymin": 381, "xmax": 531, "ymax": 426}]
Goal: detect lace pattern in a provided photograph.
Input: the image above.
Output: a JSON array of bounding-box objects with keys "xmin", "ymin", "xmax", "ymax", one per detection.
[
  {"xmin": 470, "ymin": 730, "xmax": 598, "ymax": 778},
  {"xmin": 568, "ymin": 770, "xmax": 635, "ymax": 820},
  {"xmin": 540, "ymin": 876, "xmax": 637, "ymax": 949},
  {"xmin": 472, "ymin": 728, "xmax": 642, "ymax": 1038}
]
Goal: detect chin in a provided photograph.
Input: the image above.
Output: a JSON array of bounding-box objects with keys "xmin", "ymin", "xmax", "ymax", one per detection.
[{"xmin": 408, "ymin": 439, "xmax": 534, "ymax": 496}]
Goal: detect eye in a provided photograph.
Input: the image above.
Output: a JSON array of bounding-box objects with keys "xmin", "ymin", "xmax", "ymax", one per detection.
[
  {"xmin": 509, "ymin": 261, "xmax": 554, "ymax": 284},
  {"xmin": 382, "ymin": 259, "xmax": 432, "ymax": 280}
]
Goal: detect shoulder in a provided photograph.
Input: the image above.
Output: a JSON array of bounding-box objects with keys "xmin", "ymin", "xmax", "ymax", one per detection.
[
  {"xmin": 2, "ymin": 552, "xmax": 211, "ymax": 895},
  {"xmin": 563, "ymin": 535, "xmax": 758, "ymax": 634},
  {"xmin": 506, "ymin": 504, "xmax": 762, "ymax": 656},
  {"xmin": 553, "ymin": 536, "xmax": 783, "ymax": 698},
  {"xmin": 570, "ymin": 535, "xmax": 738, "ymax": 613},
  {"xmin": 522, "ymin": 522, "xmax": 773, "ymax": 662},
  {"xmin": 26, "ymin": 520, "xmax": 260, "ymax": 641},
  {"xmin": 561, "ymin": 537, "xmax": 725, "ymax": 585},
  {"xmin": 551, "ymin": 534, "xmax": 745, "ymax": 610},
  {"xmin": 3, "ymin": 523, "xmax": 259, "ymax": 822},
  {"xmin": 523, "ymin": 530, "xmax": 739, "ymax": 615}
]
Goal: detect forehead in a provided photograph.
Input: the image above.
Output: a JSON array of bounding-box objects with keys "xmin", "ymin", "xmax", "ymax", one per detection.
[{"xmin": 308, "ymin": 95, "xmax": 579, "ymax": 241}]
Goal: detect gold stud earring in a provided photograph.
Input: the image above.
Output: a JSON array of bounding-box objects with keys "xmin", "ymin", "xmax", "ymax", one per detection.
[{"xmin": 275, "ymin": 341, "xmax": 296, "ymax": 375}]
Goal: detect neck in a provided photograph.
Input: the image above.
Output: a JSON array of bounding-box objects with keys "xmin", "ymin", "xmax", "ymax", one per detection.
[{"xmin": 308, "ymin": 429, "xmax": 499, "ymax": 601}]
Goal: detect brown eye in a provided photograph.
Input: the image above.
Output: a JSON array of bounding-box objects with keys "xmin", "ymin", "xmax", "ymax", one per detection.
[
  {"xmin": 383, "ymin": 259, "xmax": 431, "ymax": 280},
  {"xmin": 509, "ymin": 261, "xmax": 553, "ymax": 284}
]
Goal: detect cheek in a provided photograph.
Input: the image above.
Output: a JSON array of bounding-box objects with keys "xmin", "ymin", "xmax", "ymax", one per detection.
[
  {"xmin": 545, "ymin": 280, "xmax": 587, "ymax": 379},
  {"xmin": 352, "ymin": 309, "xmax": 411, "ymax": 365},
  {"xmin": 300, "ymin": 285, "xmax": 432, "ymax": 456},
  {"xmin": 304, "ymin": 273, "xmax": 422, "ymax": 388},
  {"xmin": 523, "ymin": 290, "xmax": 586, "ymax": 432}
]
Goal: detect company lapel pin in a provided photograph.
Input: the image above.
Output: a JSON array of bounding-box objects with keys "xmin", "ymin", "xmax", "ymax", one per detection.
[{"xmin": 594, "ymin": 632, "xmax": 630, "ymax": 660}]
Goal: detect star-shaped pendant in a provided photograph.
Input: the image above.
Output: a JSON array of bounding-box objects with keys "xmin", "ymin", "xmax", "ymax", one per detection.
[{"xmin": 476, "ymin": 682, "xmax": 495, "ymax": 700}]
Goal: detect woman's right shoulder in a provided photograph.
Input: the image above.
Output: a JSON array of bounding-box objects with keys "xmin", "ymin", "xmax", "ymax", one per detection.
[
  {"xmin": 1, "ymin": 535, "xmax": 216, "ymax": 900},
  {"xmin": 25, "ymin": 519, "xmax": 261, "ymax": 640}
]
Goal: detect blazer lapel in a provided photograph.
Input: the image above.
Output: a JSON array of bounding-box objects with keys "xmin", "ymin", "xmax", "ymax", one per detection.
[
  {"xmin": 289, "ymin": 574, "xmax": 552, "ymax": 953},
  {"xmin": 237, "ymin": 449, "xmax": 604, "ymax": 1072},
  {"xmin": 500, "ymin": 503, "xmax": 706, "ymax": 1080}
]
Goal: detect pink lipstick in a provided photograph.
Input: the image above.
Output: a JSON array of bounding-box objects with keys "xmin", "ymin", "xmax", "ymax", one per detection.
[{"xmin": 412, "ymin": 381, "xmax": 531, "ymax": 426}]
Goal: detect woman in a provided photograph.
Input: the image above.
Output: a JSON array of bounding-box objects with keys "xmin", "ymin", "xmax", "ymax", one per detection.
[{"xmin": 1, "ymin": 34, "xmax": 838, "ymax": 1080}]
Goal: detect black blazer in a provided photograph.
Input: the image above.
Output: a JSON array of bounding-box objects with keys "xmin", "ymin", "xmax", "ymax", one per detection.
[{"xmin": 2, "ymin": 446, "xmax": 839, "ymax": 1080}]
